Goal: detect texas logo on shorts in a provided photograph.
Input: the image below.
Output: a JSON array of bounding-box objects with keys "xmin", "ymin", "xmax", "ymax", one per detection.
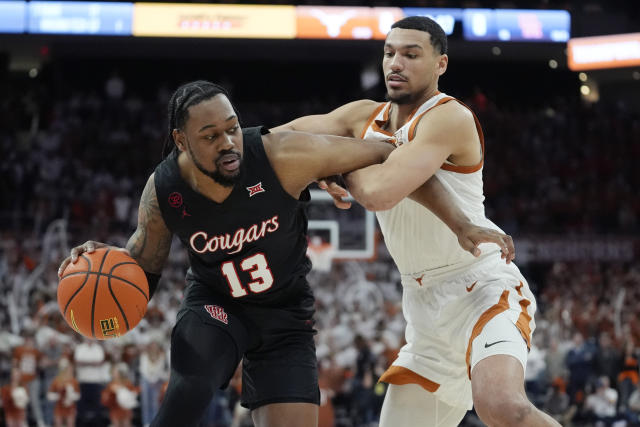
[{"xmin": 204, "ymin": 305, "xmax": 228, "ymax": 325}]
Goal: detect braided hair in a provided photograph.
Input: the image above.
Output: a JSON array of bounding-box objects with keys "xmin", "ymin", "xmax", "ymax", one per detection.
[{"xmin": 163, "ymin": 81, "xmax": 238, "ymax": 158}]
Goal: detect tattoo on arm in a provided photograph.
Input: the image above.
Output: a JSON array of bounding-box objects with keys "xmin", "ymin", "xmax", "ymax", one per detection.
[
  {"xmin": 126, "ymin": 176, "xmax": 172, "ymax": 274},
  {"xmin": 127, "ymin": 226, "xmax": 147, "ymax": 261}
]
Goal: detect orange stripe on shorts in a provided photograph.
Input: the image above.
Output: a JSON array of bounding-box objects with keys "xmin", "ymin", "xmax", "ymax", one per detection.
[
  {"xmin": 515, "ymin": 282, "xmax": 532, "ymax": 349},
  {"xmin": 379, "ymin": 365, "xmax": 440, "ymax": 392},
  {"xmin": 465, "ymin": 290, "xmax": 510, "ymax": 378}
]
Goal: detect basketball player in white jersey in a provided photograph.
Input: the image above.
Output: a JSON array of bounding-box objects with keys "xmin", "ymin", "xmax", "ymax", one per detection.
[{"xmin": 273, "ymin": 16, "xmax": 559, "ymax": 427}]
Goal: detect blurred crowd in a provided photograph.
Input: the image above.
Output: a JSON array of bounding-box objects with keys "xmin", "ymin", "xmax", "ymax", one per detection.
[
  {"xmin": 0, "ymin": 70, "xmax": 638, "ymax": 427},
  {"xmin": 476, "ymin": 94, "xmax": 640, "ymax": 236},
  {"xmin": 2, "ymin": 245, "xmax": 640, "ymax": 427}
]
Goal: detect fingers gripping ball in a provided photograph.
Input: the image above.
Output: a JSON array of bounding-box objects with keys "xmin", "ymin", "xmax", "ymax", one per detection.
[{"xmin": 58, "ymin": 248, "xmax": 149, "ymax": 340}]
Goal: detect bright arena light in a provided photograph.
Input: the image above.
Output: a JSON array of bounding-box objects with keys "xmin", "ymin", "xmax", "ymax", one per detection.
[
  {"xmin": 580, "ymin": 84, "xmax": 591, "ymax": 95},
  {"xmin": 548, "ymin": 59, "xmax": 558, "ymax": 69},
  {"xmin": 578, "ymin": 72, "xmax": 588, "ymax": 81},
  {"xmin": 568, "ymin": 33, "xmax": 640, "ymax": 70}
]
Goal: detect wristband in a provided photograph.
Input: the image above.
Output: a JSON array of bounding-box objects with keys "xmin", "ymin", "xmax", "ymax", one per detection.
[{"xmin": 144, "ymin": 271, "xmax": 161, "ymax": 299}]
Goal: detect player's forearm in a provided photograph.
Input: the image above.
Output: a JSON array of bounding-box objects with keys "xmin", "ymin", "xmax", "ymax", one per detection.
[
  {"xmin": 408, "ymin": 176, "xmax": 471, "ymax": 235},
  {"xmin": 344, "ymin": 154, "xmax": 442, "ymax": 211},
  {"xmin": 309, "ymin": 134, "xmax": 393, "ymax": 179},
  {"xmin": 343, "ymin": 165, "xmax": 400, "ymax": 211},
  {"xmin": 345, "ymin": 143, "xmax": 448, "ymax": 211}
]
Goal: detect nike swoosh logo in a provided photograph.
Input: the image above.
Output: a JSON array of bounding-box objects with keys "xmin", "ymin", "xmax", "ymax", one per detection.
[
  {"xmin": 484, "ymin": 340, "xmax": 511, "ymax": 348},
  {"xmin": 466, "ymin": 281, "xmax": 477, "ymax": 292}
]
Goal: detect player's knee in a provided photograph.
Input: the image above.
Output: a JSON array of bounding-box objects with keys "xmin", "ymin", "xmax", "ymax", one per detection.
[{"xmin": 474, "ymin": 393, "xmax": 534, "ymax": 427}]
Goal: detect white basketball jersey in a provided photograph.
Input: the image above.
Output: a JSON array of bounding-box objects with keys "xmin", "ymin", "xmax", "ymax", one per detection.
[{"xmin": 361, "ymin": 92, "xmax": 505, "ymax": 279}]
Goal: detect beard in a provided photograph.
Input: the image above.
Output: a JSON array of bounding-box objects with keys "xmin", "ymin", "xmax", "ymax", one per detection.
[
  {"xmin": 190, "ymin": 147, "xmax": 243, "ymax": 188},
  {"xmin": 385, "ymin": 90, "xmax": 416, "ymax": 105}
]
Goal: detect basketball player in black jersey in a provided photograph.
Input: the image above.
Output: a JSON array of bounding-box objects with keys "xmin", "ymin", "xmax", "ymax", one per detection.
[{"xmin": 58, "ymin": 81, "xmax": 515, "ymax": 427}]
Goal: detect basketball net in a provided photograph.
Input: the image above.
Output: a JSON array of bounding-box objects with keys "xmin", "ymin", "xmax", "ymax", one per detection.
[{"xmin": 307, "ymin": 236, "xmax": 335, "ymax": 273}]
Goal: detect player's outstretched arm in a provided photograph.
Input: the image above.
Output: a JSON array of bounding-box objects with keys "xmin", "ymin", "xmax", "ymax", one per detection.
[
  {"xmin": 263, "ymin": 131, "xmax": 394, "ymax": 198},
  {"xmin": 271, "ymin": 100, "xmax": 384, "ymax": 209},
  {"xmin": 270, "ymin": 100, "xmax": 377, "ymax": 137}
]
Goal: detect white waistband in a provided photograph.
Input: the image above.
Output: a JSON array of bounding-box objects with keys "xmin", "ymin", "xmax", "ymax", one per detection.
[{"xmin": 400, "ymin": 251, "xmax": 503, "ymax": 289}]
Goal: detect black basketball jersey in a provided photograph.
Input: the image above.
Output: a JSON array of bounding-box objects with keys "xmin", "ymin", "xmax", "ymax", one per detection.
[{"xmin": 154, "ymin": 126, "xmax": 312, "ymax": 304}]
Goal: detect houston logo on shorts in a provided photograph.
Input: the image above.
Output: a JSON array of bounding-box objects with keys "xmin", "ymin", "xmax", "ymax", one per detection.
[{"xmin": 204, "ymin": 305, "xmax": 228, "ymax": 325}]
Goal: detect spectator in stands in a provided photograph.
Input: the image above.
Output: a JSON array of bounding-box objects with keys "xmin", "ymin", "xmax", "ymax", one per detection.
[
  {"xmin": 544, "ymin": 336, "xmax": 569, "ymax": 385},
  {"xmin": 139, "ymin": 340, "xmax": 168, "ymax": 427},
  {"xmin": 100, "ymin": 363, "xmax": 138, "ymax": 427},
  {"xmin": 526, "ymin": 335, "xmax": 548, "ymax": 404},
  {"xmin": 352, "ymin": 335, "xmax": 375, "ymax": 425},
  {"xmin": 0, "ymin": 366, "xmax": 29, "ymax": 427},
  {"xmin": 74, "ymin": 338, "xmax": 107, "ymax": 426},
  {"xmin": 627, "ymin": 380, "xmax": 640, "ymax": 425},
  {"xmin": 617, "ymin": 341, "xmax": 639, "ymax": 412},
  {"xmin": 594, "ymin": 332, "xmax": 622, "ymax": 388},
  {"xmin": 47, "ymin": 358, "xmax": 80, "ymax": 427},
  {"xmin": 41, "ymin": 332, "xmax": 71, "ymax": 427},
  {"xmin": 542, "ymin": 377, "xmax": 576, "ymax": 426},
  {"xmin": 584, "ymin": 376, "xmax": 618, "ymax": 426},
  {"xmin": 12, "ymin": 329, "xmax": 45, "ymax": 427},
  {"xmin": 317, "ymin": 360, "xmax": 336, "ymax": 427},
  {"xmin": 566, "ymin": 332, "xmax": 596, "ymax": 403}
]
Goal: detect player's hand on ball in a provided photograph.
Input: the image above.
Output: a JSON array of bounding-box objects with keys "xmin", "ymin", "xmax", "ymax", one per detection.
[
  {"xmin": 317, "ymin": 176, "xmax": 351, "ymax": 209},
  {"xmin": 57, "ymin": 247, "xmax": 148, "ymax": 339},
  {"xmin": 58, "ymin": 241, "xmax": 129, "ymax": 277},
  {"xmin": 456, "ymin": 225, "xmax": 515, "ymax": 264}
]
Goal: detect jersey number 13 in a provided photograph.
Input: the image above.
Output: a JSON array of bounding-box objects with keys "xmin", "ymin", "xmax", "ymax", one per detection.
[{"xmin": 221, "ymin": 253, "xmax": 274, "ymax": 297}]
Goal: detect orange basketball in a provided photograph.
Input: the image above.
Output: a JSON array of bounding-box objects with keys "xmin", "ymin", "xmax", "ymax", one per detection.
[{"xmin": 58, "ymin": 248, "xmax": 149, "ymax": 340}]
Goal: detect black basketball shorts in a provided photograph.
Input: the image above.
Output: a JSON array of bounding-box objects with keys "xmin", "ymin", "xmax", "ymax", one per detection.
[{"xmin": 174, "ymin": 277, "xmax": 320, "ymax": 410}]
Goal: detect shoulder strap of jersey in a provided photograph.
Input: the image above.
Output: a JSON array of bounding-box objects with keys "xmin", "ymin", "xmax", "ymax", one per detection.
[
  {"xmin": 404, "ymin": 97, "xmax": 485, "ymax": 174},
  {"xmin": 359, "ymin": 103, "xmax": 388, "ymax": 139},
  {"xmin": 407, "ymin": 96, "xmax": 455, "ymax": 141},
  {"xmin": 440, "ymin": 99, "xmax": 485, "ymax": 174}
]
